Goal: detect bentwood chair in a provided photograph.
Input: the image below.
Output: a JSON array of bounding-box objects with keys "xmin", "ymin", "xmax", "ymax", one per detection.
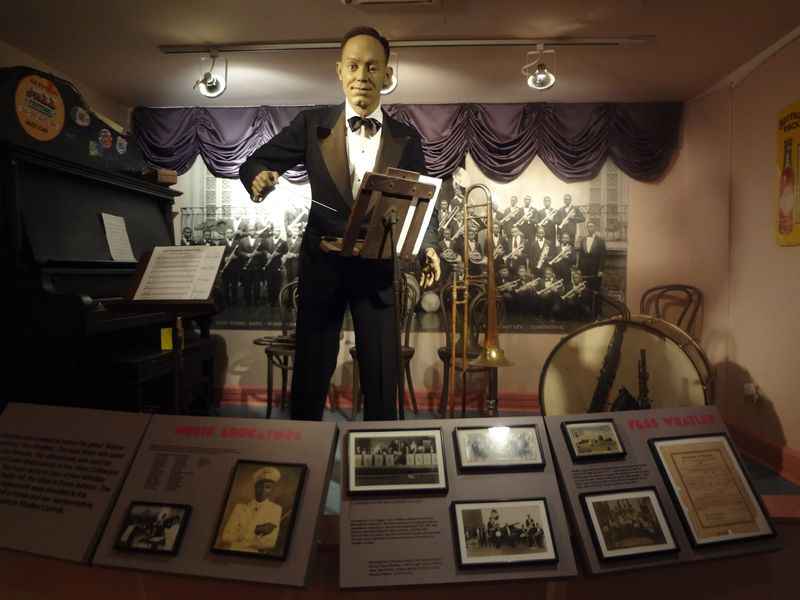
[
  {"xmin": 437, "ymin": 277, "xmax": 502, "ymax": 417},
  {"xmin": 639, "ymin": 284, "xmax": 703, "ymax": 339},
  {"xmin": 252, "ymin": 278, "xmax": 299, "ymax": 418},
  {"xmin": 350, "ymin": 272, "xmax": 421, "ymax": 419}
]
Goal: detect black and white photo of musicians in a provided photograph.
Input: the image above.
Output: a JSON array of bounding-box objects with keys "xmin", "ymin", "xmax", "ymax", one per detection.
[{"xmin": 177, "ymin": 157, "xmax": 626, "ymax": 331}]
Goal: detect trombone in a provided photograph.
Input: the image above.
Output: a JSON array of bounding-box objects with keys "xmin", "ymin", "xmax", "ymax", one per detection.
[{"xmin": 448, "ymin": 184, "xmax": 512, "ymax": 417}]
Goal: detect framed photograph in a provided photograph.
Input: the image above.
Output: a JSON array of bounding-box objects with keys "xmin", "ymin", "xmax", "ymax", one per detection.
[
  {"xmin": 452, "ymin": 499, "xmax": 557, "ymax": 566},
  {"xmin": 581, "ymin": 488, "xmax": 678, "ymax": 560},
  {"xmin": 114, "ymin": 502, "xmax": 191, "ymax": 555},
  {"xmin": 347, "ymin": 429, "xmax": 447, "ymax": 494},
  {"xmin": 562, "ymin": 419, "xmax": 626, "ymax": 461},
  {"xmin": 650, "ymin": 434, "xmax": 775, "ymax": 547},
  {"xmin": 211, "ymin": 460, "xmax": 306, "ymax": 560},
  {"xmin": 454, "ymin": 424, "xmax": 544, "ymax": 471}
]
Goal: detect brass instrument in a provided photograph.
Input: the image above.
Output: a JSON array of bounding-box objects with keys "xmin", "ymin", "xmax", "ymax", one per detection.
[
  {"xmin": 498, "ymin": 206, "xmax": 522, "ymax": 226},
  {"xmin": 547, "ymin": 246, "xmax": 571, "ymax": 266},
  {"xmin": 286, "ymin": 207, "xmax": 308, "ymax": 234},
  {"xmin": 535, "ymin": 244, "xmax": 550, "ymax": 270},
  {"xmin": 537, "ymin": 208, "xmax": 555, "ymax": 227},
  {"xmin": 561, "ymin": 280, "xmax": 587, "ymax": 300},
  {"xmin": 514, "ymin": 206, "xmax": 537, "ymax": 227},
  {"xmin": 515, "ymin": 277, "xmax": 541, "ymax": 294},
  {"xmin": 496, "ymin": 278, "xmax": 521, "ymax": 293},
  {"xmin": 242, "ymin": 238, "xmax": 262, "ymax": 270},
  {"xmin": 502, "ymin": 243, "xmax": 523, "ymax": 263},
  {"xmin": 219, "ymin": 245, "xmax": 239, "ymax": 273},
  {"xmin": 438, "ymin": 203, "xmax": 462, "ymax": 231},
  {"xmin": 558, "ymin": 205, "xmax": 575, "ymax": 229},
  {"xmin": 448, "ymin": 183, "xmax": 512, "ymax": 417},
  {"xmin": 536, "ymin": 278, "xmax": 564, "ymax": 296}
]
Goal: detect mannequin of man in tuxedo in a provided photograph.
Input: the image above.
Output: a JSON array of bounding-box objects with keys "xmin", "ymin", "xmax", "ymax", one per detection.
[{"xmin": 240, "ymin": 27, "xmax": 440, "ymax": 421}]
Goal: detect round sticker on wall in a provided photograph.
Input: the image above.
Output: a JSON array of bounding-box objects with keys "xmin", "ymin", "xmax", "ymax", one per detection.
[
  {"xmin": 70, "ymin": 105, "xmax": 91, "ymax": 127},
  {"xmin": 99, "ymin": 128, "xmax": 113, "ymax": 150},
  {"xmin": 15, "ymin": 74, "xmax": 66, "ymax": 142},
  {"xmin": 115, "ymin": 135, "xmax": 128, "ymax": 155}
]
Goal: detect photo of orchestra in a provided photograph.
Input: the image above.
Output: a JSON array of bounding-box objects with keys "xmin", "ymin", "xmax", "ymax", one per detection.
[
  {"xmin": 177, "ymin": 156, "xmax": 627, "ymax": 333},
  {"xmin": 115, "ymin": 502, "xmax": 191, "ymax": 555},
  {"xmin": 455, "ymin": 425, "xmax": 543, "ymax": 470},
  {"xmin": 453, "ymin": 499, "xmax": 556, "ymax": 566},
  {"xmin": 583, "ymin": 489, "xmax": 677, "ymax": 560},
  {"xmin": 348, "ymin": 429, "xmax": 447, "ymax": 493}
]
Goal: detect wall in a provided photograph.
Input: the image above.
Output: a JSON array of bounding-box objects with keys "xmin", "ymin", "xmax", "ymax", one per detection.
[
  {"xmin": 0, "ymin": 39, "xmax": 130, "ymax": 128},
  {"xmin": 205, "ymin": 99, "xmax": 733, "ymax": 415},
  {"xmin": 725, "ymin": 37, "xmax": 800, "ymax": 460}
]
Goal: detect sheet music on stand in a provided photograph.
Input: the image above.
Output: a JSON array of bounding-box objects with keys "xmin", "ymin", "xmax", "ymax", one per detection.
[
  {"xmin": 133, "ymin": 246, "xmax": 224, "ymax": 301},
  {"xmin": 393, "ymin": 174, "xmax": 442, "ymax": 256}
]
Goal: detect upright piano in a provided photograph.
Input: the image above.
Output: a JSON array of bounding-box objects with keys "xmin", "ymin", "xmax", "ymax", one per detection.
[{"xmin": 1, "ymin": 67, "xmax": 217, "ymax": 413}]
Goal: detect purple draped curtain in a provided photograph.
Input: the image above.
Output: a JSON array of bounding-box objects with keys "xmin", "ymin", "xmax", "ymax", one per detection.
[{"xmin": 132, "ymin": 102, "xmax": 681, "ymax": 184}]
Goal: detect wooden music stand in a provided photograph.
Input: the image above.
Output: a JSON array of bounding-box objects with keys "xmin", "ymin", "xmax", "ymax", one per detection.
[{"xmin": 321, "ymin": 170, "xmax": 436, "ymax": 418}]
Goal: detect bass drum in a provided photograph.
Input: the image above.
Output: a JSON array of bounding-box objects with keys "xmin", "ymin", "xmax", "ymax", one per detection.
[{"xmin": 539, "ymin": 317, "xmax": 713, "ymax": 416}]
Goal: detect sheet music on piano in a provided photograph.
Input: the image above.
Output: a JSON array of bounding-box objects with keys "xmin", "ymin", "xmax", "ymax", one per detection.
[
  {"xmin": 133, "ymin": 246, "xmax": 224, "ymax": 301},
  {"xmin": 101, "ymin": 213, "xmax": 136, "ymax": 262}
]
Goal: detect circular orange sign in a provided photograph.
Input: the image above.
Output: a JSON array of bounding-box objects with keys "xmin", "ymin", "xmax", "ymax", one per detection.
[{"xmin": 15, "ymin": 74, "xmax": 65, "ymax": 142}]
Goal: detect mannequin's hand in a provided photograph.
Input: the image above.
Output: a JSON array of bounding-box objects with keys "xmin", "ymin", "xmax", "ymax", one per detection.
[{"xmin": 420, "ymin": 248, "xmax": 441, "ymax": 289}]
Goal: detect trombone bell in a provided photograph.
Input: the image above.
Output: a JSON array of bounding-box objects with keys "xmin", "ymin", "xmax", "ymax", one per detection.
[{"xmin": 471, "ymin": 345, "xmax": 513, "ymax": 368}]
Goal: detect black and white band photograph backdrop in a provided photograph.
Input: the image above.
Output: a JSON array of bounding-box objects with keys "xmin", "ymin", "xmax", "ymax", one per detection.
[{"xmin": 162, "ymin": 104, "xmax": 632, "ymax": 334}]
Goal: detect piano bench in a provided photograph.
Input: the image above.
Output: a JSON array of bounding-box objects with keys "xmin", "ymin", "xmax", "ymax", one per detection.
[{"xmin": 108, "ymin": 337, "xmax": 216, "ymax": 414}]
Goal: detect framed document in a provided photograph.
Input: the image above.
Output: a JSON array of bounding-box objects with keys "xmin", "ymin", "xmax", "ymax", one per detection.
[
  {"xmin": 452, "ymin": 499, "xmax": 557, "ymax": 567},
  {"xmin": 581, "ymin": 488, "xmax": 677, "ymax": 560},
  {"xmin": 211, "ymin": 460, "xmax": 306, "ymax": 560},
  {"xmin": 453, "ymin": 424, "xmax": 544, "ymax": 472},
  {"xmin": 650, "ymin": 435, "xmax": 775, "ymax": 547},
  {"xmin": 347, "ymin": 429, "xmax": 447, "ymax": 494},
  {"xmin": 114, "ymin": 502, "xmax": 191, "ymax": 555},
  {"xmin": 561, "ymin": 419, "xmax": 626, "ymax": 462}
]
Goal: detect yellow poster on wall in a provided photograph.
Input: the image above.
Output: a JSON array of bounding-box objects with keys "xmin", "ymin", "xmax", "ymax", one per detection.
[{"xmin": 777, "ymin": 101, "xmax": 800, "ymax": 246}]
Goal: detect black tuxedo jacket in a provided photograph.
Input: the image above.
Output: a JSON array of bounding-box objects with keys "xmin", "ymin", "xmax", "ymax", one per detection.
[
  {"xmin": 239, "ymin": 104, "xmax": 438, "ymax": 251},
  {"xmin": 578, "ymin": 235, "xmax": 607, "ymax": 276}
]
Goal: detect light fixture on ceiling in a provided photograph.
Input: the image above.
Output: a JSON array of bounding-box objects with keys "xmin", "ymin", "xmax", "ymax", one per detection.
[
  {"xmin": 381, "ymin": 52, "xmax": 399, "ymax": 95},
  {"xmin": 194, "ymin": 51, "xmax": 228, "ymax": 98},
  {"xmin": 521, "ymin": 44, "xmax": 556, "ymax": 91}
]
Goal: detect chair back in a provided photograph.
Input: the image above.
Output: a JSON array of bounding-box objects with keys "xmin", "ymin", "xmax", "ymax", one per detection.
[
  {"xmin": 278, "ymin": 278, "xmax": 300, "ymax": 336},
  {"xmin": 400, "ymin": 273, "xmax": 421, "ymax": 347},
  {"xmin": 468, "ymin": 289, "xmax": 506, "ymax": 346},
  {"xmin": 639, "ymin": 284, "xmax": 703, "ymax": 339}
]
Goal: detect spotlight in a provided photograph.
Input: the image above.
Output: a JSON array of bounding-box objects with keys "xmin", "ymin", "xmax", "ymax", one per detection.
[
  {"xmin": 527, "ymin": 64, "xmax": 555, "ymax": 90},
  {"xmin": 521, "ymin": 44, "xmax": 556, "ymax": 91},
  {"xmin": 194, "ymin": 51, "xmax": 227, "ymax": 98},
  {"xmin": 381, "ymin": 52, "xmax": 399, "ymax": 95}
]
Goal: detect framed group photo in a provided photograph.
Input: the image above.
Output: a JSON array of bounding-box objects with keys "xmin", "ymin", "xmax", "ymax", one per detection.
[
  {"xmin": 211, "ymin": 460, "xmax": 306, "ymax": 560},
  {"xmin": 453, "ymin": 425, "xmax": 544, "ymax": 472},
  {"xmin": 562, "ymin": 419, "xmax": 626, "ymax": 462},
  {"xmin": 452, "ymin": 499, "xmax": 557, "ymax": 567},
  {"xmin": 114, "ymin": 502, "xmax": 191, "ymax": 555},
  {"xmin": 650, "ymin": 434, "xmax": 775, "ymax": 547},
  {"xmin": 581, "ymin": 488, "xmax": 677, "ymax": 560},
  {"xmin": 347, "ymin": 429, "xmax": 447, "ymax": 494}
]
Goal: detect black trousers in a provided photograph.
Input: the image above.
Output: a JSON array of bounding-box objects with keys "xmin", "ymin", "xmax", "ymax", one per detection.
[{"xmin": 290, "ymin": 235, "xmax": 399, "ymax": 421}]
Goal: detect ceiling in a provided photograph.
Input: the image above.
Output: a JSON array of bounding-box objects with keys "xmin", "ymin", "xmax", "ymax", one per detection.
[{"xmin": 0, "ymin": 0, "xmax": 799, "ymax": 110}]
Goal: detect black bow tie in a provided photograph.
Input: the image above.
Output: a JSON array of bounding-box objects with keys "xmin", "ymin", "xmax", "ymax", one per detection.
[{"xmin": 348, "ymin": 115, "xmax": 381, "ymax": 132}]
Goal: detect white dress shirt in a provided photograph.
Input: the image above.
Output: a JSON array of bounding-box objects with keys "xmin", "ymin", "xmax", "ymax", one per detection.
[
  {"xmin": 345, "ymin": 102, "xmax": 383, "ymax": 199},
  {"xmin": 585, "ymin": 235, "xmax": 595, "ymax": 253}
]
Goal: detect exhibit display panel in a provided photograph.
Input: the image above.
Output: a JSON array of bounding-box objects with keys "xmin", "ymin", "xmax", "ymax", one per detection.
[
  {"xmin": 545, "ymin": 406, "xmax": 779, "ymax": 574},
  {"xmin": 338, "ymin": 417, "xmax": 577, "ymax": 588},
  {"xmin": 93, "ymin": 414, "xmax": 337, "ymax": 587},
  {"xmin": 0, "ymin": 403, "xmax": 151, "ymax": 562}
]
